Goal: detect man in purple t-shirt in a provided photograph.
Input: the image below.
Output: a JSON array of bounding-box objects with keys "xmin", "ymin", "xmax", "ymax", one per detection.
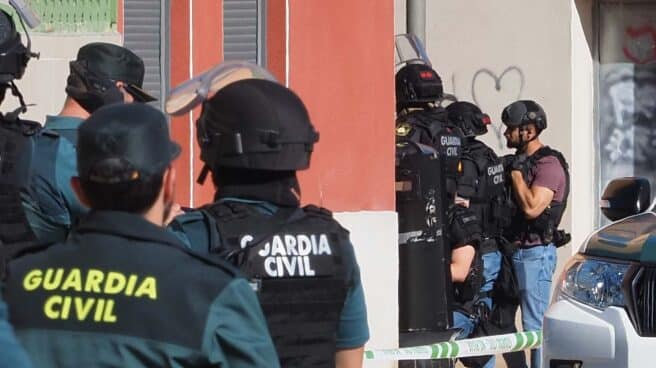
[{"xmin": 501, "ymin": 100, "xmax": 569, "ymax": 368}]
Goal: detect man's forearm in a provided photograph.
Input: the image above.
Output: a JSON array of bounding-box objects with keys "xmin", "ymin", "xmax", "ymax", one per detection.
[
  {"xmin": 511, "ymin": 171, "xmax": 550, "ymax": 218},
  {"xmin": 336, "ymin": 346, "xmax": 364, "ymax": 368}
]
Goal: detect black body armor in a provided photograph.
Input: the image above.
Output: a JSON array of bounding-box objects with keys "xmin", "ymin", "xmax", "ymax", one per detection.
[
  {"xmin": 396, "ymin": 107, "xmax": 463, "ymax": 195},
  {"xmin": 508, "ymin": 146, "xmax": 571, "ymax": 246},
  {"xmin": 458, "ymin": 139, "xmax": 513, "ymax": 243},
  {"xmin": 0, "ymin": 114, "xmax": 39, "ymax": 246},
  {"xmin": 202, "ymin": 201, "xmax": 349, "ymax": 368}
]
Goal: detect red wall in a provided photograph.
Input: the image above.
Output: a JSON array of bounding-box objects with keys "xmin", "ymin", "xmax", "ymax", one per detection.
[
  {"xmin": 287, "ymin": 0, "xmax": 395, "ymax": 211},
  {"xmin": 170, "ymin": 0, "xmax": 395, "ymax": 212}
]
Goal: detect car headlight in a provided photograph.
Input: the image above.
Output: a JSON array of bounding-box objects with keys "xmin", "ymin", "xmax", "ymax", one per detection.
[{"xmin": 558, "ymin": 255, "xmax": 630, "ymax": 310}]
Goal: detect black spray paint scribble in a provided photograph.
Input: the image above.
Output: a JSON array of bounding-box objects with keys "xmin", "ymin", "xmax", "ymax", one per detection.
[{"xmin": 471, "ymin": 67, "xmax": 525, "ymax": 150}]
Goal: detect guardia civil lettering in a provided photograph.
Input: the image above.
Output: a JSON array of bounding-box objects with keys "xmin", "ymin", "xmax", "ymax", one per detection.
[
  {"xmin": 22, "ymin": 268, "xmax": 158, "ymax": 323},
  {"xmin": 241, "ymin": 233, "xmax": 333, "ymax": 277}
]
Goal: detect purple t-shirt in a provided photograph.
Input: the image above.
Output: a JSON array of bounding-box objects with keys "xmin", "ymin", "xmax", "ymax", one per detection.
[
  {"xmin": 528, "ymin": 155, "xmax": 566, "ymax": 202},
  {"xmin": 523, "ymin": 154, "xmax": 566, "ymax": 246}
]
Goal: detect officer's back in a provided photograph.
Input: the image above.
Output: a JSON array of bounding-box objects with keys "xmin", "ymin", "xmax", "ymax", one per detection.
[
  {"xmin": 167, "ymin": 65, "xmax": 370, "ymax": 368},
  {"xmin": 2, "ymin": 104, "xmax": 278, "ymax": 368},
  {"xmin": 20, "ymin": 42, "xmax": 156, "ymax": 244}
]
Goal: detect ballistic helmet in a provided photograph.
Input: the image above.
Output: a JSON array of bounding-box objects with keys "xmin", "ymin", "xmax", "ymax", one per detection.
[
  {"xmin": 395, "ymin": 63, "xmax": 443, "ymax": 113},
  {"xmin": 197, "ymin": 78, "xmax": 319, "ymax": 175},
  {"xmin": 0, "ymin": 10, "xmax": 30, "ymax": 84},
  {"xmin": 446, "ymin": 101, "xmax": 491, "ymax": 137},
  {"xmin": 501, "ymin": 100, "xmax": 547, "ymax": 131}
]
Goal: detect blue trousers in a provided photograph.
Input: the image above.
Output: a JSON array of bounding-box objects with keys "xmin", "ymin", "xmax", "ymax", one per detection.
[
  {"xmin": 512, "ymin": 244, "xmax": 557, "ymax": 368},
  {"xmin": 452, "ymin": 250, "xmax": 502, "ymax": 368}
]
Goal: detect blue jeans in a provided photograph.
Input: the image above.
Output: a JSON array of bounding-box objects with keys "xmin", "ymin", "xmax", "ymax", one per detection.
[
  {"xmin": 512, "ymin": 244, "xmax": 557, "ymax": 368},
  {"xmin": 451, "ymin": 250, "xmax": 501, "ymax": 368}
]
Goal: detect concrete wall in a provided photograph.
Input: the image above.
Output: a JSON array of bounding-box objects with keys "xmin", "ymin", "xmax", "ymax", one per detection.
[
  {"xmin": 410, "ymin": 0, "xmax": 598, "ymax": 265},
  {"xmin": 571, "ymin": 0, "xmax": 596, "ymax": 252}
]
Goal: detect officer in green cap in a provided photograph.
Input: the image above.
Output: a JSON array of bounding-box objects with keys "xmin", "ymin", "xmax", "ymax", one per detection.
[
  {"xmin": 3, "ymin": 103, "xmax": 279, "ymax": 367},
  {"xmin": 20, "ymin": 42, "xmax": 157, "ymax": 244}
]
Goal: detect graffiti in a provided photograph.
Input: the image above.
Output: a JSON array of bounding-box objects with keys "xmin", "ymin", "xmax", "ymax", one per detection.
[
  {"xmin": 599, "ymin": 64, "xmax": 656, "ymax": 190},
  {"xmin": 470, "ymin": 67, "xmax": 525, "ymax": 149},
  {"xmin": 623, "ymin": 25, "xmax": 656, "ymax": 65}
]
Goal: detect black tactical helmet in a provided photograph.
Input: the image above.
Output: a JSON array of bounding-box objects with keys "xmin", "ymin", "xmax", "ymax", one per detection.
[
  {"xmin": 0, "ymin": 10, "xmax": 30, "ymax": 83},
  {"xmin": 395, "ymin": 63, "xmax": 443, "ymax": 113},
  {"xmin": 446, "ymin": 101, "xmax": 491, "ymax": 137},
  {"xmin": 197, "ymin": 78, "xmax": 319, "ymax": 173},
  {"xmin": 501, "ymin": 100, "xmax": 547, "ymax": 131}
]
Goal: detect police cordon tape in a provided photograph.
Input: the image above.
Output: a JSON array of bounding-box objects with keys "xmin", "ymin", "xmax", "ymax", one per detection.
[{"xmin": 364, "ymin": 330, "xmax": 542, "ymax": 360}]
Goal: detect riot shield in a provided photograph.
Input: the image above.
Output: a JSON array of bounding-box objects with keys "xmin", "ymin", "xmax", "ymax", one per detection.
[{"xmin": 396, "ymin": 140, "xmax": 455, "ymax": 368}]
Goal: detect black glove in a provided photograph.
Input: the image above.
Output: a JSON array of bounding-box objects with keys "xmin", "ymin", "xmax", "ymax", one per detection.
[{"xmin": 510, "ymin": 153, "xmax": 529, "ymax": 172}]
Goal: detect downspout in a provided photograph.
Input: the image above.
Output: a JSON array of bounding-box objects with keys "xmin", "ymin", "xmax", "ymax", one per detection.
[{"xmin": 407, "ymin": 0, "xmax": 425, "ymax": 43}]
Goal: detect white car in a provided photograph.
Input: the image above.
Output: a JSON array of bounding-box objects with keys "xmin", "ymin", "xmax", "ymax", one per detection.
[{"xmin": 543, "ymin": 177, "xmax": 656, "ymax": 368}]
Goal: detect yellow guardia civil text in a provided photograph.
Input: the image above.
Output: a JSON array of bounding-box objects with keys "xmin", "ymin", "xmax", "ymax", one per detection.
[{"xmin": 22, "ymin": 268, "xmax": 158, "ymax": 323}]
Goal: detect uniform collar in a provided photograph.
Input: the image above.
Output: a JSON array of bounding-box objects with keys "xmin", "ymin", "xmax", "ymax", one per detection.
[
  {"xmin": 75, "ymin": 210, "xmax": 184, "ymax": 248},
  {"xmin": 44, "ymin": 115, "xmax": 84, "ymax": 130},
  {"xmin": 217, "ymin": 197, "xmax": 279, "ymax": 215}
]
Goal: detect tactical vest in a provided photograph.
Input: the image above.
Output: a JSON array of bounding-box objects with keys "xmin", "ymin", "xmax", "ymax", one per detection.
[
  {"xmin": 396, "ymin": 107, "xmax": 463, "ymax": 194},
  {"xmin": 201, "ymin": 201, "xmax": 350, "ymax": 368},
  {"xmin": 459, "ymin": 140, "xmax": 512, "ymax": 241},
  {"xmin": 513, "ymin": 146, "xmax": 570, "ymax": 245},
  {"xmin": 448, "ymin": 205, "xmax": 485, "ymax": 312},
  {"xmin": 0, "ymin": 115, "xmax": 40, "ymax": 245}
]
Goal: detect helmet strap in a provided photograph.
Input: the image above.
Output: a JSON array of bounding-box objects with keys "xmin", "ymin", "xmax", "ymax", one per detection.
[{"xmin": 196, "ymin": 164, "xmax": 211, "ymax": 185}]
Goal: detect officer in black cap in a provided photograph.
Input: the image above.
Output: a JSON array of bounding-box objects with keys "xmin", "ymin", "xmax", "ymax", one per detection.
[
  {"xmin": 2, "ymin": 103, "xmax": 279, "ymax": 367},
  {"xmin": 501, "ymin": 100, "xmax": 569, "ymax": 368},
  {"xmin": 168, "ymin": 62, "xmax": 369, "ymax": 368},
  {"xmin": 20, "ymin": 42, "xmax": 156, "ymax": 244}
]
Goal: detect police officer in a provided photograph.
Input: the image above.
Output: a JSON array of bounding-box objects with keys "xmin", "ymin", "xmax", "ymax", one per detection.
[
  {"xmin": 447, "ymin": 101, "xmax": 516, "ymax": 368},
  {"xmin": 20, "ymin": 42, "xmax": 156, "ymax": 243},
  {"xmin": 0, "ymin": 7, "xmax": 39, "ymax": 247},
  {"xmin": 2, "ymin": 103, "xmax": 279, "ymax": 367},
  {"xmin": 0, "ymin": 7, "xmax": 38, "ymax": 367},
  {"xmin": 395, "ymin": 63, "xmax": 483, "ymax": 367},
  {"xmin": 169, "ymin": 65, "xmax": 369, "ymax": 368},
  {"xmin": 501, "ymin": 100, "xmax": 569, "ymax": 368},
  {"xmin": 395, "ymin": 63, "xmax": 463, "ymax": 195}
]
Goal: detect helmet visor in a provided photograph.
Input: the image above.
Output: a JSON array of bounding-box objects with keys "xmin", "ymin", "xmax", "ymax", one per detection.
[
  {"xmin": 395, "ymin": 33, "xmax": 431, "ymax": 69},
  {"xmin": 165, "ymin": 61, "xmax": 277, "ymax": 116}
]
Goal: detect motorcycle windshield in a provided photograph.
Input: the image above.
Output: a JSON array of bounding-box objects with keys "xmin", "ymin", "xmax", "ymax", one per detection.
[
  {"xmin": 165, "ymin": 61, "xmax": 277, "ymax": 116},
  {"xmin": 395, "ymin": 33, "xmax": 431, "ymax": 69}
]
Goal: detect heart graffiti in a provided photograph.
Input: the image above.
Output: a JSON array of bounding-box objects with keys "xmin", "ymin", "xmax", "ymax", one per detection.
[
  {"xmin": 623, "ymin": 25, "xmax": 656, "ymax": 65},
  {"xmin": 471, "ymin": 67, "xmax": 525, "ymax": 149}
]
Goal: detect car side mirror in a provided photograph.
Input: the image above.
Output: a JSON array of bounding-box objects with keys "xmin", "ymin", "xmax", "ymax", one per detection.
[{"xmin": 600, "ymin": 177, "xmax": 651, "ymax": 221}]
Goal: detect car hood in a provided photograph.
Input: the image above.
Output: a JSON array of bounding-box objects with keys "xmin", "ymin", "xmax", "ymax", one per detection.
[{"xmin": 582, "ymin": 211, "xmax": 656, "ymax": 263}]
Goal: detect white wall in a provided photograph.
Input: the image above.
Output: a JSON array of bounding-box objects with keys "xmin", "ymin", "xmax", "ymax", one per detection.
[
  {"xmin": 335, "ymin": 211, "xmax": 398, "ymax": 368},
  {"xmin": 4, "ymin": 33, "xmax": 122, "ymax": 124},
  {"xmin": 418, "ymin": 0, "xmax": 597, "ymax": 265},
  {"xmin": 570, "ymin": 0, "xmax": 596, "ymax": 254}
]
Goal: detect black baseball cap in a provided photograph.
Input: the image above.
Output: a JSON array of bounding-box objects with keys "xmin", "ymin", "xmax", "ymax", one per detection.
[
  {"xmin": 77, "ymin": 104, "xmax": 180, "ymax": 183},
  {"xmin": 74, "ymin": 42, "xmax": 156, "ymax": 102}
]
